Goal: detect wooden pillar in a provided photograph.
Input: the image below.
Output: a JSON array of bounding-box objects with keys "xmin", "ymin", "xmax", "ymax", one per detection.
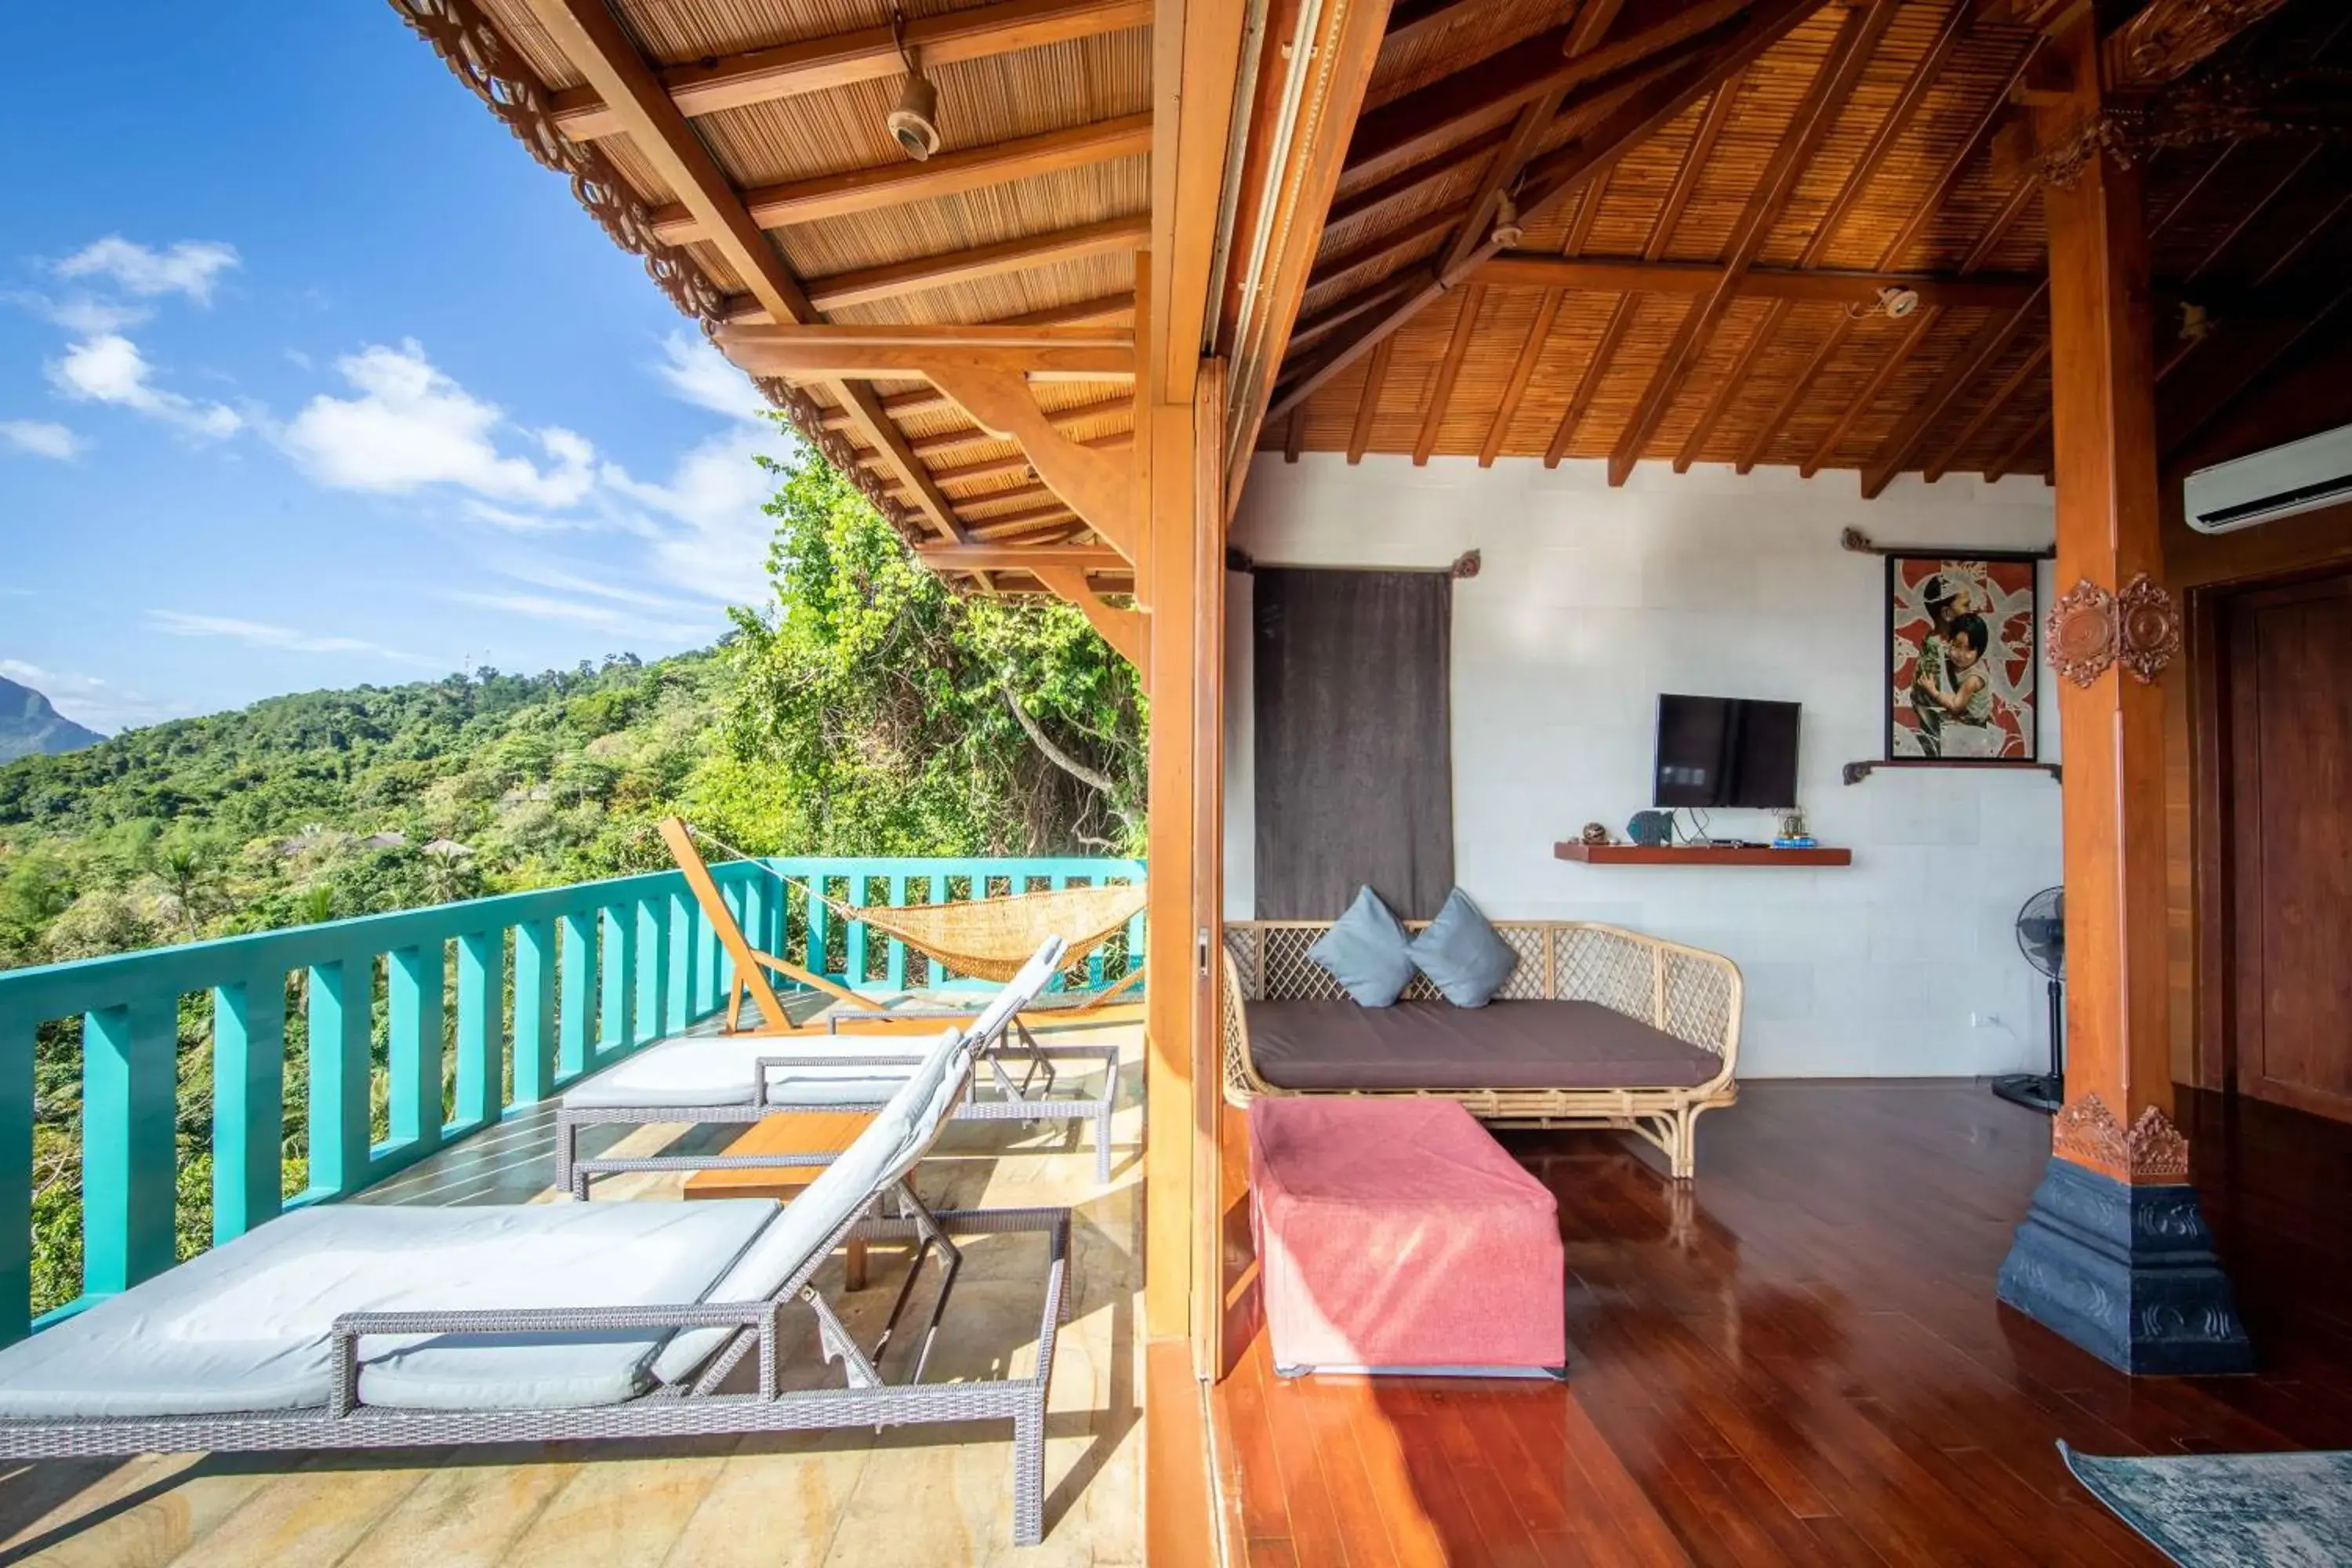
[{"xmin": 1994, "ymin": 5, "xmax": 2249, "ymax": 1375}]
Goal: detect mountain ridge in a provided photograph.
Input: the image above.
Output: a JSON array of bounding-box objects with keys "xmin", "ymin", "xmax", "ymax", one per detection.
[{"xmin": 0, "ymin": 675, "xmax": 106, "ymax": 763}]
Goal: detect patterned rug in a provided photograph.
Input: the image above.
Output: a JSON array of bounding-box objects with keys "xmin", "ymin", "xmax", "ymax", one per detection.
[{"xmin": 2062, "ymin": 1443, "xmax": 2352, "ymax": 1567}]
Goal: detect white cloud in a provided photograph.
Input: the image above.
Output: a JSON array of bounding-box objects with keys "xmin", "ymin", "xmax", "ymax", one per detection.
[
  {"xmin": 146, "ymin": 611, "xmax": 438, "ymax": 668},
  {"xmin": 449, "ymin": 589, "xmax": 706, "ymax": 643},
  {"xmin": 602, "ymin": 420, "xmax": 796, "ymax": 598},
  {"xmin": 279, "ymin": 340, "xmax": 596, "ymax": 507},
  {"xmin": 56, "ymin": 237, "xmax": 241, "ymax": 305},
  {"xmin": 1, "ymin": 420, "xmax": 83, "ymax": 460},
  {"xmin": 46, "ymin": 334, "xmax": 242, "ymax": 439},
  {"xmin": 655, "ymin": 332, "xmax": 767, "ymax": 421}
]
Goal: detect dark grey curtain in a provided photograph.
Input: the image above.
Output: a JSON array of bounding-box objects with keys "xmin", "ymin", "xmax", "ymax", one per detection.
[{"xmin": 1254, "ymin": 568, "xmax": 1454, "ymax": 919}]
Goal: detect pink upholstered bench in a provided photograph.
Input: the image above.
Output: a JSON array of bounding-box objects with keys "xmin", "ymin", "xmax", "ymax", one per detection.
[{"xmin": 1249, "ymin": 1097, "xmax": 1566, "ymax": 1378}]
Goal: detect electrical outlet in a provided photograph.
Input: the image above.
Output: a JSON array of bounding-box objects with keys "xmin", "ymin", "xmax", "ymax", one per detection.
[{"xmin": 1971, "ymin": 1011, "xmax": 2003, "ymax": 1029}]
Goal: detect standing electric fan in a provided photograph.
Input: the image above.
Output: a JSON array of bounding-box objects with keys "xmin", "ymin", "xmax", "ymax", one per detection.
[{"xmin": 1991, "ymin": 885, "xmax": 2065, "ymax": 1114}]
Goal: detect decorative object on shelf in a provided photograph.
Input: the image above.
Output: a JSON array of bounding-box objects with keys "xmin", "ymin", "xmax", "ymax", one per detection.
[
  {"xmin": 1886, "ymin": 551, "xmax": 2042, "ymax": 767},
  {"xmin": 1777, "ymin": 809, "xmax": 1808, "ymax": 841},
  {"xmin": 1625, "ymin": 810, "xmax": 1675, "ymax": 848},
  {"xmin": 1579, "ymin": 822, "xmax": 1610, "ymax": 847}
]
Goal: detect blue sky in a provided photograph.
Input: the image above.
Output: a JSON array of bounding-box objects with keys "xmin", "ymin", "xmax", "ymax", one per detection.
[{"xmin": 0, "ymin": 2, "xmax": 801, "ymax": 735}]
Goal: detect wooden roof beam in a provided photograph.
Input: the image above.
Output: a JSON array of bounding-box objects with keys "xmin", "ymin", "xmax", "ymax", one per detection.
[
  {"xmin": 1344, "ymin": 0, "xmax": 1751, "ymax": 181},
  {"xmin": 805, "ymin": 215, "xmax": 1149, "ymax": 310},
  {"xmin": 1926, "ymin": 339, "xmax": 2045, "ymax": 481},
  {"xmin": 648, "ymin": 114, "xmax": 1153, "ymax": 241},
  {"xmin": 1737, "ymin": 23, "xmax": 2042, "ymax": 475},
  {"xmin": 714, "ymin": 325, "xmax": 1136, "ymax": 381},
  {"xmin": 1480, "ymin": 289, "xmax": 1564, "ymax": 466},
  {"xmin": 917, "ymin": 544, "xmax": 1128, "ymax": 571},
  {"xmin": 1269, "ymin": 0, "xmax": 1827, "ymax": 423},
  {"xmin": 1033, "ymin": 565, "xmax": 1145, "ymax": 669},
  {"xmin": 1325, "ymin": 126, "xmax": 1511, "ymax": 229},
  {"xmin": 1673, "ymin": 299, "xmax": 1784, "ymax": 470},
  {"xmin": 1347, "ymin": 337, "xmax": 1394, "ymax": 463},
  {"xmin": 1412, "ymin": 284, "xmax": 1486, "ymax": 463},
  {"xmin": 1606, "ymin": 0, "xmax": 1898, "ymax": 486},
  {"xmin": 549, "ymin": 0, "xmax": 1152, "ymax": 140},
  {"xmin": 517, "ymin": 0, "xmax": 965, "ymax": 545},
  {"xmin": 1544, "ymin": 67, "xmax": 1738, "ymax": 466}
]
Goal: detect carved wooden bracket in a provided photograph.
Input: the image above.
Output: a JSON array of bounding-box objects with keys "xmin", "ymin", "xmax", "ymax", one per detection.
[
  {"xmin": 1032, "ymin": 564, "xmax": 1147, "ymax": 671},
  {"xmin": 2053, "ymin": 1091, "xmax": 2192, "ymax": 1185},
  {"xmin": 2046, "ymin": 573, "xmax": 2180, "ymax": 687},
  {"xmin": 927, "ymin": 367, "xmax": 1138, "ymax": 563},
  {"xmin": 2111, "ymin": 0, "xmax": 2292, "ymax": 88}
]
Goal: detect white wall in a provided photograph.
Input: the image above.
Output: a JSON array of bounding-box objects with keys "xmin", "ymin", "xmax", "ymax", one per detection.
[{"xmin": 1225, "ymin": 454, "xmax": 2063, "ymax": 1080}]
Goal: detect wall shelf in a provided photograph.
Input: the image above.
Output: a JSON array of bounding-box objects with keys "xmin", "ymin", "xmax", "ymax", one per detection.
[{"xmin": 1554, "ymin": 842, "xmax": 1853, "ymax": 867}]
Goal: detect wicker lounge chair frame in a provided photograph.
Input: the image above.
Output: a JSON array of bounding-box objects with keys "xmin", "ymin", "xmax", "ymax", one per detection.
[
  {"xmin": 0, "ymin": 1164, "xmax": 1073, "ymax": 1548},
  {"xmin": 559, "ymin": 942, "xmax": 1119, "ymax": 1194},
  {"xmin": 1221, "ymin": 920, "xmax": 1741, "ymax": 1180}
]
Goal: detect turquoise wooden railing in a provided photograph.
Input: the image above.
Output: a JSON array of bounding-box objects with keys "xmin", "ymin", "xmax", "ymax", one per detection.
[{"xmin": 0, "ymin": 854, "xmax": 1143, "ymax": 1344}]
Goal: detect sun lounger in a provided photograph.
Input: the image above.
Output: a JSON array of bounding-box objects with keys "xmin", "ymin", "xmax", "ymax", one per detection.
[
  {"xmin": 559, "ymin": 935, "xmax": 1121, "ymax": 1193},
  {"xmin": 0, "ymin": 1025, "xmax": 1073, "ymax": 1547}
]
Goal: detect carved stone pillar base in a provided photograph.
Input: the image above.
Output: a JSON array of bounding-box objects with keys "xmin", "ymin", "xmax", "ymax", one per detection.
[{"xmin": 1997, "ymin": 1156, "xmax": 2252, "ymax": 1376}]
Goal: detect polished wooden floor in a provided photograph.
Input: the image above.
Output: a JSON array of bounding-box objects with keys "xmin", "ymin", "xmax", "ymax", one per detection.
[{"xmin": 1208, "ymin": 1081, "xmax": 2352, "ymax": 1566}]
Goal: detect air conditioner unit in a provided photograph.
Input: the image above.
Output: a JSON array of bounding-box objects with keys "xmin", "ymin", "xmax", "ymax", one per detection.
[{"xmin": 2183, "ymin": 424, "xmax": 2352, "ymax": 534}]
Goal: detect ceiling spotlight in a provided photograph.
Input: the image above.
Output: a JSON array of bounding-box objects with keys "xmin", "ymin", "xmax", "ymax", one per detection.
[
  {"xmin": 1876, "ymin": 285, "xmax": 1920, "ymax": 318},
  {"xmin": 886, "ymin": 8, "xmax": 942, "ymax": 161},
  {"xmin": 1490, "ymin": 190, "xmax": 1524, "ymax": 249}
]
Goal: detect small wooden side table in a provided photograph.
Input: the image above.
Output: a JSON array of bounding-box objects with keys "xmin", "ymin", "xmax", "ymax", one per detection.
[{"xmin": 684, "ymin": 1110, "xmax": 877, "ymax": 1289}]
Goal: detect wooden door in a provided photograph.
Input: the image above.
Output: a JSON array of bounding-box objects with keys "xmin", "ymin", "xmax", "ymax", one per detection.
[{"xmin": 2225, "ymin": 569, "xmax": 2352, "ymax": 1120}]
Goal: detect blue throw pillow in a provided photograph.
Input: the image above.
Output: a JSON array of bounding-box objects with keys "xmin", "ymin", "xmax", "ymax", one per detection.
[
  {"xmin": 1308, "ymin": 887, "xmax": 1416, "ymax": 1007},
  {"xmin": 1408, "ymin": 888, "xmax": 1518, "ymax": 1007}
]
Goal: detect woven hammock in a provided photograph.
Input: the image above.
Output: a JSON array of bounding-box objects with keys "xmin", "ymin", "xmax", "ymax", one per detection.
[{"xmin": 804, "ymin": 879, "xmax": 1146, "ymax": 984}]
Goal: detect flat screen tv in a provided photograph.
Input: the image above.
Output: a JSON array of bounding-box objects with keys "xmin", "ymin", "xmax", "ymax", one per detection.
[{"xmin": 1653, "ymin": 695, "xmax": 1802, "ymax": 809}]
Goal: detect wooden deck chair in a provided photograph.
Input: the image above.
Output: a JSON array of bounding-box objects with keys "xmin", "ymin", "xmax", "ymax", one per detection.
[{"xmin": 659, "ymin": 818, "xmax": 1145, "ymax": 1038}]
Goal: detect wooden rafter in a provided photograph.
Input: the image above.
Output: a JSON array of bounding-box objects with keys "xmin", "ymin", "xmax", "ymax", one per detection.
[
  {"xmin": 1381, "ymin": 0, "xmax": 1487, "ymax": 56},
  {"xmin": 1606, "ymin": 0, "xmax": 1896, "ymax": 486},
  {"xmin": 1033, "ymin": 565, "xmax": 1146, "ymax": 669},
  {"xmin": 1739, "ymin": 20, "xmax": 2043, "ymax": 476},
  {"xmin": 1413, "ymin": 284, "xmax": 1487, "ymax": 462},
  {"xmin": 805, "ymin": 215, "xmax": 1149, "ymax": 310},
  {"xmin": 917, "ymin": 544, "xmax": 1127, "ymax": 571},
  {"xmin": 1474, "ymin": 256, "xmax": 2042, "ymax": 309},
  {"xmin": 1324, "ymin": 126, "xmax": 1511, "ymax": 230},
  {"xmin": 1546, "ymin": 69, "xmax": 1740, "ymax": 465},
  {"xmin": 713, "ymin": 325, "xmax": 1136, "ymax": 380},
  {"xmin": 517, "ymin": 0, "xmax": 967, "ymax": 544},
  {"xmin": 1672, "ymin": 299, "xmax": 1782, "ymax": 470},
  {"xmin": 1800, "ymin": 310, "xmax": 1933, "ymax": 477},
  {"xmin": 1269, "ymin": 0, "xmax": 1827, "ymax": 425},
  {"xmin": 548, "ymin": 0, "xmax": 1152, "ymax": 140},
  {"xmin": 648, "ymin": 115, "xmax": 1153, "ymax": 241},
  {"xmin": 1348, "ymin": 337, "xmax": 1394, "ymax": 463},
  {"xmin": 1481, "ymin": 289, "xmax": 1563, "ymax": 466},
  {"xmin": 1345, "ymin": 0, "xmax": 1750, "ymax": 180},
  {"xmin": 1924, "ymin": 340, "xmax": 2045, "ymax": 482},
  {"xmin": 1290, "ymin": 274, "xmax": 1428, "ymax": 352}
]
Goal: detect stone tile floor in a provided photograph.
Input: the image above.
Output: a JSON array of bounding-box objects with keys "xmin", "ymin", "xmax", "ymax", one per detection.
[{"xmin": 0, "ymin": 1031, "xmax": 1145, "ymax": 1567}]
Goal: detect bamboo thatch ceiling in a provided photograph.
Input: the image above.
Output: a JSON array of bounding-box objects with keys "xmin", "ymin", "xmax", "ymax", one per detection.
[
  {"xmin": 397, "ymin": 0, "xmax": 2352, "ymax": 585},
  {"xmin": 1262, "ymin": 0, "xmax": 2352, "ymax": 492}
]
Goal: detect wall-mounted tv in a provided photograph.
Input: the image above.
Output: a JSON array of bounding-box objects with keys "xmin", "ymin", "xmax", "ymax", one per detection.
[{"xmin": 1653, "ymin": 695, "xmax": 1802, "ymax": 809}]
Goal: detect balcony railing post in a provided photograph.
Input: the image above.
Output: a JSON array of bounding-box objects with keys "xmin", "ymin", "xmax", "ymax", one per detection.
[
  {"xmin": 453, "ymin": 931, "xmax": 504, "ymax": 1134},
  {"xmin": 666, "ymin": 889, "xmax": 694, "ymax": 1035},
  {"xmin": 886, "ymin": 874, "xmax": 909, "ymax": 992},
  {"xmin": 600, "ymin": 906, "xmax": 634, "ymax": 1058},
  {"xmin": 0, "ymin": 1009, "xmax": 32, "ymax": 1344},
  {"xmin": 558, "ymin": 910, "xmax": 594, "ymax": 1083},
  {"xmin": 387, "ymin": 944, "xmax": 445, "ymax": 1156},
  {"xmin": 513, "ymin": 919, "xmax": 557, "ymax": 1105},
  {"xmin": 82, "ymin": 994, "xmax": 179, "ymax": 1295},
  {"xmin": 634, "ymin": 898, "xmax": 666, "ymax": 1047},
  {"xmin": 306, "ymin": 954, "xmax": 374, "ymax": 1198},
  {"xmin": 211, "ymin": 969, "xmax": 285, "ymax": 1246}
]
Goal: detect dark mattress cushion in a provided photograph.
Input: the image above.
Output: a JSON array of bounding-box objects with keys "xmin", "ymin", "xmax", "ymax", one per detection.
[{"xmin": 1244, "ymin": 1000, "xmax": 1722, "ymax": 1092}]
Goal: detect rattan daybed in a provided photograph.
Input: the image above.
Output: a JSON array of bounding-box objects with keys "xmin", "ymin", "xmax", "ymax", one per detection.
[
  {"xmin": 0, "ymin": 1026, "xmax": 1073, "ymax": 1548},
  {"xmin": 1220, "ymin": 920, "xmax": 1741, "ymax": 1179}
]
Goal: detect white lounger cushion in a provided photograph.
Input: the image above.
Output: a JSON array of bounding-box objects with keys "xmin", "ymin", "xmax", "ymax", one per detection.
[
  {"xmin": 0, "ymin": 1200, "xmax": 775, "ymax": 1418},
  {"xmin": 561, "ymin": 935, "xmax": 1066, "ymax": 1115},
  {"xmin": 652, "ymin": 1025, "xmax": 973, "ymax": 1385},
  {"xmin": 560, "ymin": 1035, "xmax": 943, "ymax": 1109}
]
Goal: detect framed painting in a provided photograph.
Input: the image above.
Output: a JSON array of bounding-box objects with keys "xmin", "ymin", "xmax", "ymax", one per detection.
[{"xmin": 1886, "ymin": 553, "xmax": 2040, "ymax": 764}]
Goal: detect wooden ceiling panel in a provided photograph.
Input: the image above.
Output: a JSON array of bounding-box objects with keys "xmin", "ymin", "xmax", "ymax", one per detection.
[{"xmin": 1362, "ymin": 0, "xmax": 1567, "ymax": 111}]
